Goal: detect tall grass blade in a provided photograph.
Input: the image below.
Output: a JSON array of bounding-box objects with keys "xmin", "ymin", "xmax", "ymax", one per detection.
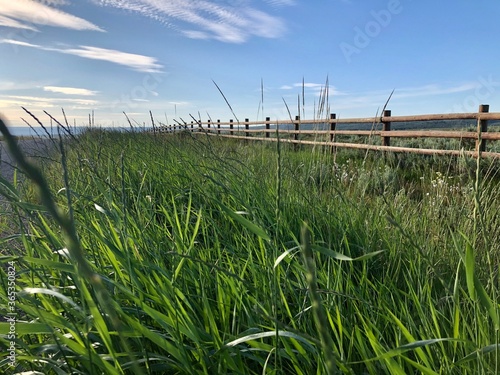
[
  {"xmin": 301, "ymin": 223, "xmax": 337, "ymax": 374},
  {"xmin": 212, "ymin": 80, "xmax": 240, "ymax": 123}
]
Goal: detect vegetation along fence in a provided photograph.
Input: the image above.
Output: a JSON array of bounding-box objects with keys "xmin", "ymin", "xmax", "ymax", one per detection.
[{"xmin": 154, "ymin": 104, "xmax": 500, "ymax": 158}]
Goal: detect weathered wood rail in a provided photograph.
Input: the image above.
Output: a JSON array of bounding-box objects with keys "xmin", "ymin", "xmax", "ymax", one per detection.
[{"xmin": 154, "ymin": 105, "xmax": 500, "ymax": 158}]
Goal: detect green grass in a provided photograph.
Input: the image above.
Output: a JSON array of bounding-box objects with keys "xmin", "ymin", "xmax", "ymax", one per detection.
[{"xmin": 0, "ymin": 123, "xmax": 499, "ymax": 374}]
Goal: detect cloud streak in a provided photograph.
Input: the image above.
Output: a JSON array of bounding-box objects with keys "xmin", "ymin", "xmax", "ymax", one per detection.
[
  {"xmin": 264, "ymin": 0, "xmax": 295, "ymax": 7},
  {"xmin": 63, "ymin": 46, "xmax": 163, "ymax": 73},
  {"xmin": 280, "ymin": 82, "xmax": 347, "ymax": 96},
  {"xmin": 0, "ymin": 0, "xmax": 104, "ymax": 31},
  {"xmin": 91, "ymin": 0, "xmax": 289, "ymax": 43},
  {"xmin": 44, "ymin": 86, "xmax": 99, "ymax": 96},
  {"xmin": 0, "ymin": 15, "xmax": 38, "ymax": 31},
  {"xmin": 0, "ymin": 39, "xmax": 163, "ymax": 73},
  {"xmin": 2, "ymin": 95, "xmax": 98, "ymax": 107}
]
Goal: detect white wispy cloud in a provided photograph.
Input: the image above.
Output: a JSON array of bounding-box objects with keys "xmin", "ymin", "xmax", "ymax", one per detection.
[
  {"xmin": 280, "ymin": 82, "xmax": 347, "ymax": 96},
  {"xmin": 91, "ymin": 0, "xmax": 289, "ymax": 43},
  {"xmin": 0, "ymin": 39, "xmax": 163, "ymax": 73},
  {"xmin": 0, "ymin": 0, "xmax": 104, "ymax": 31},
  {"xmin": 0, "ymin": 80, "xmax": 48, "ymax": 91},
  {"xmin": 0, "ymin": 15, "xmax": 38, "ymax": 31},
  {"xmin": 44, "ymin": 86, "xmax": 99, "ymax": 96},
  {"xmin": 264, "ymin": 0, "xmax": 295, "ymax": 7},
  {"xmin": 3, "ymin": 95, "xmax": 98, "ymax": 107},
  {"xmin": 0, "ymin": 39, "xmax": 39, "ymax": 48},
  {"xmin": 63, "ymin": 46, "xmax": 163, "ymax": 73},
  {"xmin": 280, "ymin": 82, "xmax": 322, "ymax": 90}
]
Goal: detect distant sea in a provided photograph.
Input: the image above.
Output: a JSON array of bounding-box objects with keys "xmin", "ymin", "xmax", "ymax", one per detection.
[{"xmin": 5, "ymin": 126, "xmax": 137, "ymax": 137}]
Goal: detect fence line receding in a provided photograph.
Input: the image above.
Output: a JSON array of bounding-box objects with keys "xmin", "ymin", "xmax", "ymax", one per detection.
[{"xmin": 153, "ymin": 104, "xmax": 500, "ymax": 158}]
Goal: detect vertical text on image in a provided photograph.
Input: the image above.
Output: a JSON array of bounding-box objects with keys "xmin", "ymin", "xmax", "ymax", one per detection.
[{"xmin": 6, "ymin": 261, "xmax": 17, "ymax": 367}]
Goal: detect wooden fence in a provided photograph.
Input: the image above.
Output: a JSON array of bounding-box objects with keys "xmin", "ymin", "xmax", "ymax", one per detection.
[{"xmin": 154, "ymin": 104, "xmax": 500, "ymax": 158}]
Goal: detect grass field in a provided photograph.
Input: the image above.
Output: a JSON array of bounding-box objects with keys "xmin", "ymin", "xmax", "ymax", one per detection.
[{"xmin": 1, "ymin": 122, "xmax": 499, "ymax": 374}]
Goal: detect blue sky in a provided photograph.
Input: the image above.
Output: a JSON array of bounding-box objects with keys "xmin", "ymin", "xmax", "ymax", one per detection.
[{"xmin": 1, "ymin": 0, "xmax": 500, "ymax": 128}]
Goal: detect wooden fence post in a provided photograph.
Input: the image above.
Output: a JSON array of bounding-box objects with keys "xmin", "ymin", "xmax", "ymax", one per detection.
[
  {"xmin": 476, "ymin": 104, "xmax": 489, "ymax": 153},
  {"xmin": 217, "ymin": 119, "xmax": 221, "ymax": 135},
  {"xmin": 265, "ymin": 117, "xmax": 270, "ymax": 138},
  {"xmin": 294, "ymin": 115, "xmax": 300, "ymax": 143},
  {"xmin": 230, "ymin": 119, "xmax": 234, "ymax": 136},
  {"xmin": 245, "ymin": 118, "xmax": 250, "ymax": 138},
  {"xmin": 191, "ymin": 121, "xmax": 194, "ymax": 130},
  {"xmin": 207, "ymin": 119, "xmax": 211, "ymax": 131},
  {"xmin": 382, "ymin": 110, "xmax": 391, "ymax": 147},
  {"xmin": 330, "ymin": 113, "xmax": 336, "ymax": 154}
]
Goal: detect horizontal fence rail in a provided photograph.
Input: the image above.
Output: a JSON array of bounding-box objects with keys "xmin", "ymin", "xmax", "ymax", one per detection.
[{"xmin": 153, "ymin": 105, "xmax": 500, "ymax": 158}]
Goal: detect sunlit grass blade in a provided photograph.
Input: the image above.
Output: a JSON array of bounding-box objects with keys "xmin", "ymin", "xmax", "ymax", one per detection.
[
  {"xmin": 225, "ymin": 330, "xmax": 313, "ymax": 349},
  {"xmin": 312, "ymin": 244, "xmax": 385, "ymax": 261},
  {"xmin": 273, "ymin": 246, "xmax": 300, "ymax": 268},
  {"xmin": 219, "ymin": 202, "xmax": 270, "ymax": 241}
]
